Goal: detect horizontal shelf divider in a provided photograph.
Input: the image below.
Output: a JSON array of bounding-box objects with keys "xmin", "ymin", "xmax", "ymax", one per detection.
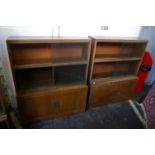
[
  {"xmin": 13, "ymin": 60, "xmax": 88, "ymax": 70},
  {"xmin": 17, "ymin": 83, "xmax": 86, "ymax": 96},
  {"xmin": 94, "ymin": 57, "xmax": 141, "ymax": 63},
  {"xmin": 91, "ymin": 75, "xmax": 137, "ymax": 83}
]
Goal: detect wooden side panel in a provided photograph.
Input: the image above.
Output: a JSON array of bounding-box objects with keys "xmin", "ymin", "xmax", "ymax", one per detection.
[
  {"xmin": 88, "ymin": 39, "xmax": 97, "ymax": 81},
  {"xmin": 17, "ymin": 85, "xmax": 87, "ymax": 122},
  {"xmin": 89, "ymin": 78, "xmax": 138, "ymax": 107}
]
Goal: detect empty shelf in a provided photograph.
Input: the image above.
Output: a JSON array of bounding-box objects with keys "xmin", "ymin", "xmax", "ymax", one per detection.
[{"xmin": 94, "ymin": 57, "xmax": 141, "ymax": 63}]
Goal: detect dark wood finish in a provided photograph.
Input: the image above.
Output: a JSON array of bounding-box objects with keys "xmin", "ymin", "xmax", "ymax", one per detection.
[
  {"xmin": 17, "ymin": 85, "xmax": 87, "ymax": 122},
  {"xmin": 89, "ymin": 77, "xmax": 138, "ymax": 107},
  {"xmin": 88, "ymin": 36, "xmax": 147, "ymax": 107}
]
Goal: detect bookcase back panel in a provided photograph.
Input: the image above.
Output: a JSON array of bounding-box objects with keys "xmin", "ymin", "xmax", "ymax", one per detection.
[
  {"xmin": 92, "ymin": 61, "xmax": 138, "ymax": 79},
  {"xmin": 11, "ymin": 44, "xmax": 52, "ymax": 65},
  {"xmin": 11, "ymin": 43, "xmax": 89, "ymax": 67},
  {"xmin": 96, "ymin": 42, "xmax": 145, "ymax": 58},
  {"xmin": 15, "ymin": 65, "xmax": 86, "ymax": 91},
  {"xmin": 55, "ymin": 65, "xmax": 86, "ymax": 86},
  {"xmin": 51, "ymin": 43, "xmax": 85, "ymax": 61},
  {"xmin": 15, "ymin": 67, "xmax": 53, "ymax": 91}
]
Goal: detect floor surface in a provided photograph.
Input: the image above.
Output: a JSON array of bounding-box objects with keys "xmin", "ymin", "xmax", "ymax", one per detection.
[{"xmin": 32, "ymin": 102, "xmax": 144, "ymax": 129}]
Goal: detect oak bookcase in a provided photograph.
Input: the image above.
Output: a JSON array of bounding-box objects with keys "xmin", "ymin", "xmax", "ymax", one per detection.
[
  {"xmin": 7, "ymin": 36, "xmax": 91, "ymax": 123},
  {"xmin": 88, "ymin": 36, "xmax": 147, "ymax": 107}
]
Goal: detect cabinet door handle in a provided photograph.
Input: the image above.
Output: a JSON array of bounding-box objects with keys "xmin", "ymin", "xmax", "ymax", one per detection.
[{"xmin": 52, "ymin": 101, "xmax": 60, "ymax": 108}]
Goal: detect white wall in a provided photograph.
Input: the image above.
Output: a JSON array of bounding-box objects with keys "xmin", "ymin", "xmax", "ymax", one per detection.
[
  {"xmin": 0, "ymin": 26, "xmax": 141, "ymax": 107},
  {"xmin": 139, "ymin": 26, "xmax": 155, "ymax": 85},
  {"xmin": 0, "ymin": 26, "xmax": 141, "ymax": 37}
]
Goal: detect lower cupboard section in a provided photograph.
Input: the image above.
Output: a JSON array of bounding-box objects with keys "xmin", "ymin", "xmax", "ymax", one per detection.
[
  {"xmin": 17, "ymin": 85, "xmax": 88, "ymax": 122},
  {"xmin": 89, "ymin": 77, "xmax": 138, "ymax": 107}
]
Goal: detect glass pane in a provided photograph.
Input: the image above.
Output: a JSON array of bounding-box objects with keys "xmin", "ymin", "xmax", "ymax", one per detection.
[
  {"xmin": 55, "ymin": 65, "xmax": 86, "ymax": 86},
  {"xmin": 15, "ymin": 67, "xmax": 54, "ymax": 91},
  {"xmin": 96, "ymin": 42, "xmax": 145, "ymax": 58},
  {"xmin": 93, "ymin": 61, "xmax": 138, "ymax": 79}
]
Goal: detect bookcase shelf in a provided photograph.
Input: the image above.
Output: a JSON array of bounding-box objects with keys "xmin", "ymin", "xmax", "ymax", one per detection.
[
  {"xmin": 13, "ymin": 59, "xmax": 87, "ymax": 70},
  {"xmin": 15, "ymin": 64, "xmax": 86, "ymax": 92},
  {"xmin": 91, "ymin": 75, "xmax": 138, "ymax": 83},
  {"xmin": 92, "ymin": 61, "xmax": 139, "ymax": 79},
  {"xmin": 95, "ymin": 42, "xmax": 146, "ymax": 58},
  {"xmin": 15, "ymin": 67, "xmax": 54, "ymax": 91},
  {"xmin": 94, "ymin": 57, "xmax": 141, "ymax": 63}
]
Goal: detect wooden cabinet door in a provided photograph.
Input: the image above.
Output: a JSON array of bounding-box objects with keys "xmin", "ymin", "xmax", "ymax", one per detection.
[
  {"xmin": 17, "ymin": 91, "xmax": 58, "ymax": 122},
  {"xmin": 89, "ymin": 77, "xmax": 138, "ymax": 107},
  {"xmin": 17, "ymin": 85, "xmax": 87, "ymax": 122},
  {"xmin": 51, "ymin": 85, "xmax": 87, "ymax": 115}
]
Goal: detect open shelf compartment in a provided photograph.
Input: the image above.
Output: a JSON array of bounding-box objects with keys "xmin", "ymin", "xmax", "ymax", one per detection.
[
  {"xmin": 55, "ymin": 64, "xmax": 86, "ymax": 86},
  {"xmin": 92, "ymin": 61, "xmax": 139, "ymax": 79},
  {"xmin": 15, "ymin": 64, "xmax": 86, "ymax": 92},
  {"xmin": 15, "ymin": 67, "xmax": 54, "ymax": 91},
  {"xmin": 95, "ymin": 42, "xmax": 146, "ymax": 58},
  {"xmin": 94, "ymin": 57, "xmax": 141, "ymax": 63},
  {"xmin": 51, "ymin": 43, "xmax": 89, "ymax": 63},
  {"xmin": 11, "ymin": 42, "xmax": 89, "ymax": 69}
]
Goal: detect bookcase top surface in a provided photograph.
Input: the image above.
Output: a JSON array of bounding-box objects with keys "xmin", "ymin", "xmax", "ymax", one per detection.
[
  {"xmin": 89, "ymin": 36, "xmax": 148, "ymax": 43},
  {"xmin": 7, "ymin": 36, "xmax": 90, "ymax": 44}
]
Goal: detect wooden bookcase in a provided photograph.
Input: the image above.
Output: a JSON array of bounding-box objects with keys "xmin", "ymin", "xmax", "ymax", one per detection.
[
  {"xmin": 88, "ymin": 36, "xmax": 147, "ymax": 107},
  {"xmin": 7, "ymin": 36, "xmax": 91, "ymax": 123}
]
